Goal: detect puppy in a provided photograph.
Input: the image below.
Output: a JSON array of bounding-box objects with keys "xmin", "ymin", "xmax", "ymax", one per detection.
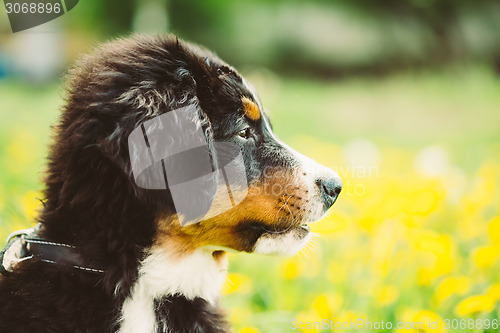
[{"xmin": 0, "ymin": 34, "xmax": 341, "ymax": 333}]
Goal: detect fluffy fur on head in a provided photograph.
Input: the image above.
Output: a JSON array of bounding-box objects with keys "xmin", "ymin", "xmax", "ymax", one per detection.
[{"xmin": 0, "ymin": 34, "xmax": 341, "ymax": 333}]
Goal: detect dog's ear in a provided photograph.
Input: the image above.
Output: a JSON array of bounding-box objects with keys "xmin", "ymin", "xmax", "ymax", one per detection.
[{"xmin": 189, "ymin": 53, "xmax": 239, "ymax": 96}]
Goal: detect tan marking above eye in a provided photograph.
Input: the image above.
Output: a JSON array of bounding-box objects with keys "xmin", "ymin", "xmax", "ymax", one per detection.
[{"xmin": 241, "ymin": 96, "xmax": 261, "ymax": 121}]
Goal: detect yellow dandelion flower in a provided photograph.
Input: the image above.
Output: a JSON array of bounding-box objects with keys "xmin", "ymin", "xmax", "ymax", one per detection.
[
  {"xmin": 222, "ymin": 273, "xmax": 252, "ymax": 295},
  {"xmin": 279, "ymin": 259, "xmax": 301, "ymax": 280},
  {"xmin": 434, "ymin": 276, "xmax": 471, "ymax": 304},
  {"xmin": 417, "ymin": 268, "xmax": 434, "ymax": 286},
  {"xmin": 488, "ymin": 216, "xmax": 500, "ymax": 245},
  {"xmin": 335, "ymin": 311, "xmax": 366, "ymax": 328},
  {"xmin": 486, "ymin": 284, "xmax": 500, "ymax": 301},
  {"xmin": 358, "ymin": 215, "xmax": 377, "ymax": 233},
  {"xmin": 455, "ymin": 295, "xmax": 496, "ymax": 316},
  {"xmin": 414, "ymin": 232, "xmax": 455, "ymax": 283},
  {"xmin": 414, "ymin": 231, "xmax": 452, "ymax": 256},
  {"xmin": 417, "ymin": 255, "xmax": 454, "ymax": 286},
  {"xmin": 21, "ymin": 191, "xmax": 43, "ymax": 221},
  {"xmin": 312, "ymin": 294, "xmax": 331, "ymax": 318},
  {"xmin": 311, "ymin": 293, "xmax": 342, "ymax": 318},
  {"xmin": 473, "ymin": 245, "xmax": 500, "ymax": 268},
  {"xmin": 413, "ymin": 310, "xmax": 443, "ymax": 333}
]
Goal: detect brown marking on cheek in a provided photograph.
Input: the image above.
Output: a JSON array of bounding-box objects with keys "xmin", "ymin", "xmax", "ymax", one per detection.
[
  {"xmin": 242, "ymin": 96, "xmax": 260, "ymax": 121},
  {"xmin": 154, "ymin": 190, "xmax": 282, "ymax": 252},
  {"xmin": 154, "ymin": 215, "xmax": 200, "ymax": 256},
  {"xmin": 152, "ymin": 216, "xmax": 229, "ymax": 270},
  {"xmin": 153, "ymin": 175, "xmax": 311, "ymax": 252}
]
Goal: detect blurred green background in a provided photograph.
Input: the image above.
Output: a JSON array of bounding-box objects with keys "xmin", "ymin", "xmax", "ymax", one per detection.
[{"xmin": 1, "ymin": 1, "xmax": 500, "ymax": 332}]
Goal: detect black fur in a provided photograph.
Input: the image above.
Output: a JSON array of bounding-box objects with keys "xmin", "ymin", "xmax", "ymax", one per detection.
[
  {"xmin": 0, "ymin": 34, "xmax": 315, "ymax": 332},
  {"xmin": 154, "ymin": 296, "xmax": 229, "ymax": 333}
]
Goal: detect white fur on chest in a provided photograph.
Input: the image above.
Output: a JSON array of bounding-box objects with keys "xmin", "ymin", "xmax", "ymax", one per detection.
[{"xmin": 118, "ymin": 248, "xmax": 227, "ymax": 333}]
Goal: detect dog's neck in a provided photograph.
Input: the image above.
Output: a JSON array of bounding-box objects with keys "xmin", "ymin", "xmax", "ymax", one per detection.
[{"xmin": 118, "ymin": 246, "xmax": 228, "ymax": 333}]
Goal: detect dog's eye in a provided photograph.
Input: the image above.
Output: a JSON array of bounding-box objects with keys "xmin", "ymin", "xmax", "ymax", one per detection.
[{"xmin": 236, "ymin": 128, "xmax": 251, "ymax": 139}]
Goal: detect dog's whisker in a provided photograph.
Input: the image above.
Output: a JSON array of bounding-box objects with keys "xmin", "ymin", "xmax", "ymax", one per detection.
[{"xmin": 283, "ymin": 194, "xmax": 294, "ymax": 217}]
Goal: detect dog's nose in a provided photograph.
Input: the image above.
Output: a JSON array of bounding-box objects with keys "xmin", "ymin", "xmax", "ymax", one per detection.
[{"xmin": 316, "ymin": 177, "xmax": 342, "ymax": 208}]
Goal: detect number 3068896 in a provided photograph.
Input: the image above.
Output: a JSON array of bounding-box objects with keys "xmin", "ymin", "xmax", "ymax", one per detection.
[
  {"xmin": 5, "ymin": 2, "xmax": 61, "ymax": 14},
  {"xmin": 444, "ymin": 318, "xmax": 499, "ymax": 330}
]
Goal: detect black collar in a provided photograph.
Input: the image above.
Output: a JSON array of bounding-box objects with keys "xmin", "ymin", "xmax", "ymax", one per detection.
[{"xmin": 1, "ymin": 226, "xmax": 105, "ymax": 276}]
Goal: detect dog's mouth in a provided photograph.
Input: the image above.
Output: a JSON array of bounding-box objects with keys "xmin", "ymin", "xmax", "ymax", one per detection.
[
  {"xmin": 258, "ymin": 221, "xmax": 312, "ymax": 239},
  {"xmin": 292, "ymin": 223, "xmax": 311, "ymax": 239},
  {"xmin": 249, "ymin": 219, "xmax": 315, "ymax": 256},
  {"xmin": 300, "ymin": 224, "xmax": 311, "ymax": 233}
]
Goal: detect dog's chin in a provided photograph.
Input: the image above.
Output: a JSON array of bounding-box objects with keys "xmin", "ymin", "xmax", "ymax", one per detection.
[{"xmin": 252, "ymin": 223, "xmax": 313, "ymax": 256}]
